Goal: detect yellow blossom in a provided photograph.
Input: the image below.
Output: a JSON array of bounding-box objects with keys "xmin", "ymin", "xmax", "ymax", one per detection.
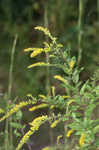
[
  {"xmin": 16, "ymin": 115, "xmax": 48, "ymax": 150},
  {"xmin": 0, "ymin": 108, "xmax": 5, "ymax": 114},
  {"xmin": 57, "ymin": 43, "xmax": 63, "ymax": 48},
  {"xmin": 69, "ymin": 60, "xmax": 75, "ymax": 70},
  {"xmin": 28, "ymin": 62, "xmax": 49, "ymax": 69},
  {"xmin": 51, "ymin": 86, "xmax": 55, "ymax": 96},
  {"xmin": 67, "ymin": 99, "xmax": 75, "ymax": 106},
  {"xmin": 66, "ymin": 129, "xmax": 74, "ymax": 137},
  {"xmin": 30, "ymin": 48, "xmax": 43, "ymax": 58},
  {"xmin": 35, "ymin": 26, "xmax": 56, "ymax": 41},
  {"xmin": 50, "ymin": 105, "xmax": 54, "ymax": 109},
  {"xmin": 42, "ymin": 146, "xmax": 51, "ymax": 150},
  {"xmin": 79, "ymin": 133, "xmax": 86, "ymax": 147},
  {"xmin": 24, "ymin": 48, "xmax": 34, "ymax": 52},
  {"xmin": 39, "ymin": 94, "xmax": 47, "ymax": 100},
  {"xmin": 49, "ymin": 55, "xmax": 56, "ymax": 58},
  {"xmin": 54, "ymin": 75, "xmax": 67, "ymax": 84},
  {"xmin": 35, "ymin": 26, "xmax": 51, "ymax": 37},
  {"xmin": 61, "ymin": 95, "xmax": 70, "ymax": 99},
  {"xmin": 50, "ymin": 120, "xmax": 60, "ymax": 128},
  {"xmin": 16, "ymin": 130, "xmax": 33, "ymax": 150},
  {"xmin": 0, "ymin": 100, "xmax": 35, "ymax": 122},
  {"xmin": 29, "ymin": 104, "xmax": 48, "ymax": 111},
  {"xmin": 57, "ymin": 135, "xmax": 63, "ymax": 144}
]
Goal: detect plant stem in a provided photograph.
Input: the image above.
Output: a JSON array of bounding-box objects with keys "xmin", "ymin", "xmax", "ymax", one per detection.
[
  {"xmin": 8, "ymin": 34, "xmax": 18, "ymax": 149},
  {"xmin": 97, "ymin": 0, "xmax": 99, "ymax": 20},
  {"xmin": 8, "ymin": 34, "xmax": 18, "ymax": 97},
  {"xmin": 44, "ymin": 1, "xmax": 54, "ymax": 145},
  {"xmin": 77, "ymin": 0, "xmax": 84, "ymax": 65},
  {"xmin": 44, "ymin": 1, "xmax": 51, "ymax": 96}
]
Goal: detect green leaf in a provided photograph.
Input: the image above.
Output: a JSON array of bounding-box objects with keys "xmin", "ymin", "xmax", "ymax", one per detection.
[
  {"xmin": 14, "ymin": 129, "xmax": 21, "ymax": 137},
  {"xmin": 16, "ymin": 110, "xmax": 23, "ymax": 120},
  {"xmin": 10, "ymin": 122, "xmax": 25, "ymax": 129},
  {"xmin": 85, "ymin": 104, "xmax": 96, "ymax": 119},
  {"xmin": 93, "ymin": 125, "xmax": 99, "ymax": 134},
  {"xmin": 72, "ymin": 70, "xmax": 79, "ymax": 83},
  {"xmin": 80, "ymin": 80, "xmax": 89, "ymax": 95}
]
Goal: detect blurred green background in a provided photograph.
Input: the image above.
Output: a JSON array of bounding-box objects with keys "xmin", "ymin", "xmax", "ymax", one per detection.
[{"xmin": 0, "ymin": 0, "xmax": 99, "ymax": 97}]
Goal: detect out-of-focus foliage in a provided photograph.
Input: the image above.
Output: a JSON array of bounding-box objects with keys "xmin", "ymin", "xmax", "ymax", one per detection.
[{"xmin": 0, "ymin": 0, "xmax": 99, "ymax": 97}]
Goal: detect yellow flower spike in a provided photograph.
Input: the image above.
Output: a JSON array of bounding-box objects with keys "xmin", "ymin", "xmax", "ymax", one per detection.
[
  {"xmin": 54, "ymin": 75, "xmax": 67, "ymax": 84},
  {"xmin": 57, "ymin": 135, "xmax": 63, "ymax": 144},
  {"xmin": 24, "ymin": 48, "xmax": 34, "ymax": 52},
  {"xmin": 0, "ymin": 108, "xmax": 5, "ymax": 114},
  {"xmin": 35, "ymin": 26, "xmax": 51, "ymax": 37},
  {"xmin": 50, "ymin": 120, "xmax": 60, "ymax": 128},
  {"xmin": 0, "ymin": 100, "xmax": 35, "ymax": 122},
  {"xmin": 30, "ymin": 48, "xmax": 43, "ymax": 58},
  {"xmin": 79, "ymin": 133, "xmax": 86, "ymax": 147},
  {"xmin": 57, "ymin": 43, "xmax": 63, "ymax": 48},
  {"xmin": 28, "ymin": 62, "xmax": 49, "ymax": 69},
  {"xmin": 61, "ymin": 95, "xmax": 70, "ymax": 99},
  {"xmin": 50, "ymin": 105, "xmax": 54, "ymax": 109},
  {"xmin": 29, "ymin": 104, "xmax": 48, "ymax": 112},
  {"xmin": 42, "ymin": 146, "xmax": 51, "ymax": 150},
  {"xmin": 16, "ymin": 115, "xmax": 48, "ymax": 150},
  {"xmin": 67, "ymin": 99, "xmax": 75, "ymax": 106},
  {"xmin": 34, "ymin": 26, "xmax": 56, "ymax": 41},
  {"xmin": 49, "ymin": 55, "xmax": 56, "ymax": 58},
  {"xmin": 39, "ymin": 94, "xmax": 47, "ymax": 100},
  {"xmin": 44, "ymin": 47, "xmax": 51, "ymax": 53},
  {"xmin": 66, "ymin": 129, "xmax": 74, "ymax": 137},
  {"xmin": 69, "ymin": 60, "xmax": 75, "ymax": 70},
  {"xmin": 51, "ymin": 86, "xmax": 55, "ymax": 97},
  {"xmin": 43, "ymin": 42, "xmax": 50, "ymax": 48}
]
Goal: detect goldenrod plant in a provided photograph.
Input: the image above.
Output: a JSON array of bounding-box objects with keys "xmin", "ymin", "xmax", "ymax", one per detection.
[{"xmin": 0, "ymin": 26, "xmax": 99, "ymax": 150}]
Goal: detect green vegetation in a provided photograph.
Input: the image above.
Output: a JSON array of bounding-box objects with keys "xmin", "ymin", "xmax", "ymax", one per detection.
[
  {"xmin": 0, "ymin": 1, "xmax": 99, "ymax": 150},
  {"xmin": 0, "ymin": 26, "xmax": 99, "ymax": 150}
]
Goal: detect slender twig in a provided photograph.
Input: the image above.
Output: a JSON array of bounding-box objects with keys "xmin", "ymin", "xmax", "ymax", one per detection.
[
  {"xmin": 44, "ymin": 1, "xmax": 54, "ymax": 145},
  {"xmin": 77, "ymin": 0, "xmax": 84, "ymax": 65},
  {"xmin": 7, "ymin": 34, "xmax": 18, "ymax": 150},
  {"xmin": 44, "ymin": 1, "xmax": 51, "ymax": 96},
  {"xmin": 97, "ymin": 0, "xmax": 99, "ymax": 20}
]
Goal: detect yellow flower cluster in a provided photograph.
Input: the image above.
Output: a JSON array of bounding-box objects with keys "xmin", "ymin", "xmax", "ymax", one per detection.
[
  {"xmin": 57, "ymin": 43, "xmax": 63, "ymax": 48},
  {"xmin": 61, "ymin": 95, "xmax": 70, "ymax": 99},
  {"xmin": 54, "ymin": 75, "xmax": 67, "ymax": 84},
  {"xmin": 50, "ymin": 105, "xmax": 54, "ymax": 109},
  {"xmin": 69, "ymin": 60, "xmax": 75, "ymax": 70},
  {"xmin": 67, "ymin": 99, "xmax": 75, "ymax": 106},
  {"xmin": 57, "ymin": 135, "xmax": 63, "ymax": 144},
  {"xmin": 66, "ymin": 129, "xmax": 74, "ymax": 137},
  {"xmin": 35, "ymin": 26, "xmax": 56, "ymax": 42},
  {"xmin": 0, "ymin": 108, "xmax": 4, "ymax": 114},
  {"xmin": 50, "ymin": 119, "xmax": 60, "ymax": 128},
  {"xmin": 30, "ymin": 48, "xmax": 43, "ymax": 58},
  {"xmin": 29, "ymin": 103, "xmax": 48, "ymax": 111},
  {"xmin": 42, "ymin": 146, "xmax": 51, "ymax": 150},
  {"xmin": 16, "ymin": 115, "xmax": 48, "ymax": 150},
  {"xmin": 35, "ymin": 26, "xmax": 52, "ymax": 39},
  {"xmin": 39, "ymin": 94, "xmax": 47, "ymax": 100},
  {"xmin": 28, "ymin": 62, "xmax": 49, "ymax": 69},
  {"xmin": 16, "ymin": 130, "xmax": 33, "ymax": 150},
  {"xmin": 24, "ymin": 48, "xmax": 34, "ymax": 52},
  {"xmin": 79, "ymin": 133, "xmax": 86, "ymax": 147},
  {"xmin": 51, "ymin": 86, "xmax": 55, "ymax": 96},
  {"xmin": 0, "ymin": 100, "xmax": 34, "ymax": 122}
]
